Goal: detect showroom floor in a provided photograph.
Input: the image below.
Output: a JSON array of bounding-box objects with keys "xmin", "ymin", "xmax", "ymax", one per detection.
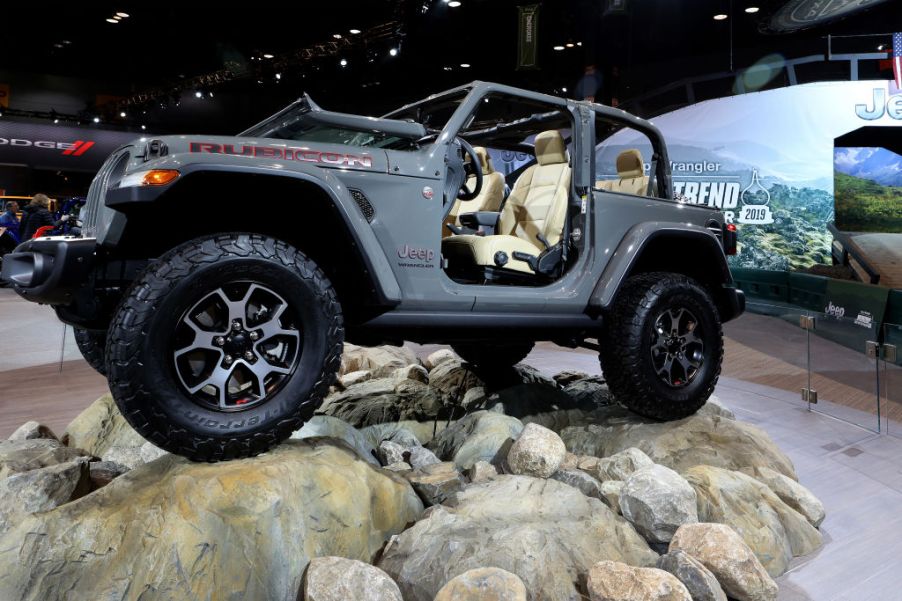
[{"xmin": 1, "ymin": 288, "xmax": 901, "ymax": 600}]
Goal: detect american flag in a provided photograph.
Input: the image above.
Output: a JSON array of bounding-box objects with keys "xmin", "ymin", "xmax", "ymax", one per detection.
[{"xmin": 894, "ymin": 32, "xmax": 902, "ymax": 90}]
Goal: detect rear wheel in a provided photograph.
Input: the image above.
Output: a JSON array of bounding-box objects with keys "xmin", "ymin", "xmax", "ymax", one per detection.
[
  {"xmin": 452, "ymin": 341, "xmax": 535, "ymax": 370},
  {"xmin": 73, "ymin": 328, "xmax": 107, "ymax": 376},
  {"xmin": 599, "ymin": 272, "xmax": 722, "ymax": 420},
  {"xmin": 106, "ymin": 233, "xmax": 344, "ymax": 461}
]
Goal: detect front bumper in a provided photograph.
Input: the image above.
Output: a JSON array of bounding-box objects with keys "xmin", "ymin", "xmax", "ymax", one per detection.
[{"xmin": 0, "ymin": 237, "xmax": 97, "ymax": 305}]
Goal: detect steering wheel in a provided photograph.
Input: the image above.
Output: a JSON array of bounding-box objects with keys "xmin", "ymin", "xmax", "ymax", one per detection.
[{"xmin": 456, "ymin": 138, "xmax": 484, "ymax": 201}]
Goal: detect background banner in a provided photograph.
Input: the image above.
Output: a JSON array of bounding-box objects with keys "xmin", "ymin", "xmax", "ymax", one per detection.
[
  {"xmin": 0, "ymin": 121, "xmax": 140, "ymax": 171},
  {"xmin": 517, "ymin": 4, "xmax": 540, "ymax": 70},
  {"xmin": 597, "ymin": 80, "xmax": 902, "ymax": 271}
]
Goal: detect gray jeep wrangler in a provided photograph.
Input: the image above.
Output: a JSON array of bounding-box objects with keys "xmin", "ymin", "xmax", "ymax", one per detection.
[{"xmin": 2, "ymin": 82, "xmax": 743, "ymax": 461}]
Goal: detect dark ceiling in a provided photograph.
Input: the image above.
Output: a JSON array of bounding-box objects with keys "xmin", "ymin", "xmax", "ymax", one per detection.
[{"xmin": 1, "ymin": 0, "xmax": 900, "ymax": 133}]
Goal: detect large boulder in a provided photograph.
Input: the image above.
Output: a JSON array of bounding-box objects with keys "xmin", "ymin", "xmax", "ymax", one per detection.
[
  {"xmin": 684, "ymin": 466, "xmax": 821, "ymax": 577},
  {"xmin": 427, "ymin": 411, "xmax": 523, "ymax": 470},
  {"xmin": 586, "ymin": 561, "xmax": 692, "ymax": 601},
  {"xmin": 8, "ymin": 421, "xmax": 58, "ymax": 442},
  {"xmin": 670, "ymin": 523, "xmax": 778, "ymax": 601},
  {"xmin": 595, "ymin": 447, "xmax": 654, "ymax": 482},
  {"xmin": 404, "ymin": 461, "xmax": 465, "ymax": 506},
  {"xmin": 428, "ymin": 360, "xmax": 485, "ymax": 404},
  {"xmin": 550, "ymin": 469, "xmax": 606, "ymax": 502},
  {"xmin": 424, "ymin": 348, "xmax": 458, "ymax": 371},
  {"xmin": 317, "ymin": 378, "xmax": 441, "ymax": 427},
  {"xmin": 562, "ymin": 379, "xmax": 613, "ymax": 408},
  {"xmin": 506, "ymin": 423, "xmax": 566, "ymax": 478},
  {"xmin": 657, "ymin": 550, "xmax": 727, "ymax": 601},
  {"xmin": 303, "ymin": 556, "xmax": 402, "ymax": 601},
  {"xmin": 0, "ymin": 458, "xmax": 91, "ymax": 535},
  {"xmin": 740, "ymin": 465, "xmax": 825, "ymax": 528},
  {"xmin": 620, "ymin": 464, "xmax": 698, "ymax": 543},
  {"xmin": 102, "ymin": 440, "xmax": 167, "ymax": 470},
  {"xmin": 0, "ymin": 438, "xmax": 89, "ymax": 478},
  {"xmin": 291, "ymin": 415, "xmax": 379, "ymax": 465},
  {"xmin": 340, "ymin": 344, "xmax": 419, "ymax": 377},
  {"xmin": 434, "ymin": 567, "xmax": 527, "ymax": 601},
  {"xmin": 0, "ymin": 440, "xmax": 423, "ymax": 601},
  {"xmin": 561, "ymin": 411, "xmax": 797, "ymax": 480},
  {"xmin": 61, "ymin": 393, "xmax": 145, "ymax": 457},
  {"xmin": 378, "ymin": 476, "xmax": 657, "ymax": 601}
]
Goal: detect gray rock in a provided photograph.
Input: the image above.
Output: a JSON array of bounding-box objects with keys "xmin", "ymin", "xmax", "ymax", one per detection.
[
  {"xmin": 383, "ymin": 462, "xmax": 412, "ymax": 474},
  {"xmin": 685, "ymin": 465, "xmax": 821, "ymax": 577},
  {"xmin": 0, "ymin": 440, "xmax": 422, "ymax": 601},
  {"xmin": 378, "ymin": 441, "xmax": 407, "ymax": 466},
  {"xmin": 0, "ymin": 439, "xmax": 89, "ymax": 479},
  {"xmin": 561, "ymin": 411, "xmax": 797, "ymax": 480},
  {"xmin": 740, "ymin": 465, "xmax": 825, "ymax": 528},
  {"xmin": 461, "ymin": 386, "xmax": 487, "ymax": 410},
  {"xmin": 8, "ymin": 421, "xmax": 58, "ymax": 442},
  {"xmin": 391, "ymin": 364, "xmax": 429, "ymax": 384},
  {"xmin": 88, "ymin": 461, "xmax": 129, "ymax": 489},
  {"xmin": 587, "ymin": 561, "xmax": 692, "ymax": 601},
  {"xmin": 378, "ymin": 476, "xmax": 658, "ymax": 601},
  {"xmin": 670, "ymin": 523, "xmax": 778, "ymax": 601},
  {"xmin": 62, "ymin": 394, "xmax": 146, "ymax": 457},
  {"xmin": 338, "ymin": 369, "xmax": 373, "ymax": 389},
  {"xmin": 303, "ymin": 556, "xmax": 402, "ymax": 601},
  {"xmin": 0, "ymin": 458, "xmax": 91, "ymax": 535},
  {"xmin": 552, "ymin": 370, "xmax": 591, "ymax": 386},
  {"xmin": 620, "ymin": 464, "xmax": 698, "ymax": 543},
  {"xmin": 560, "ymin": 452, "xmax": 579, "ymax": 470},
  {"xmin": 340, "ymin": 344, "xmax": 419, "ymax": 377},
  {"xmin": 601, "ymin": 480, "xmax": 624, "ymax": 514},
  {"xmin": 103, "ymin": 442, "xmax": 167, "ymax": 470},
  {"xmin": 424, "ymin": 348, "xmax": 457, "ymax": 371},
  {"xmin": 291, "ymin": 416, "xmax": 379, "ymax": 465},
  {"xmin": 427, "ymin": 411, "xmax": 523, "ymax": 470},
  {"xmin": 317, "ymin": 378, "xmax": 441, "ymax": 427},
  {"xmin": 506, "ymin": 422, "xmax": 566, "ymax": 478},
  {"xmin": 428, "ymin": 360, "xmax": 484, "ymax": 404},
  {"xmin": 657, "ymin": 550, "xmax": 728, "ymax": 601},
  {"xmin": 406, "ymin": 446, "xmax": 441, "ymax": 469},
  {"xmin": 405, "ymin": 462, "xmax": 465, "ymax": 506},
  {"xmin": 699, "ymin": 396, "xmax": 735, "ymax": 420},
  {"xmin": 433, "ymin": 567, "xmax": 527, "ymax": 601},
  {"xmin": 511, "ymin": 364, "xmax": 558, "ymax": 387},
  {"xmin": 465, "ymin": 460, "xmax": 498, "ymax": 483},
  {"xmin": 359, "ymin": 423, "xmax": 424, "ymax": 449},
  {"xmin": 597, "ymin": 447, "xmax": 654, "ymax": 482},
  {"xmin": 562, "ymin": 379, "xmax": 614, "ymax": 408},
  {"xmin": 550, "ymin": 469, "xmax": 606, "ymax": 501}
]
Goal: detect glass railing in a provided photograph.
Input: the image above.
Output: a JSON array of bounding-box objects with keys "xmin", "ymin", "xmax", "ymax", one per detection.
[{"xmin": 881, "ymin": 322, "xmax": 902, "ymax": 438}]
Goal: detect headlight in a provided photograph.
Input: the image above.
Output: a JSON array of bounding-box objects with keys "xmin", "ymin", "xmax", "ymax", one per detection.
[{"xmin": 119, "ymin": 169, "xmax": 180, "ymax": 188}]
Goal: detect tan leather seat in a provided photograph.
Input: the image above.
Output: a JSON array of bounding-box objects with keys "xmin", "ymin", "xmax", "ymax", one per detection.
[
  {"xmin": 443, "ymin": 147, "xmax": 505, "ymax": 238},
  {"xmin": 442, "ymin": 130, "xmax": 571, "ymax": 274},
  {"xmin": 596, "ymin": 149, "xmax": 649, "ymax": 196}
]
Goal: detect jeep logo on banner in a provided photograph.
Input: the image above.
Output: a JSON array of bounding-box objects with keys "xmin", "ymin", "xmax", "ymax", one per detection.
[
  {"xmin": 0, "ymin": 120, "xmax": 139, "ymax": 172},
  {"xmin": 517, "ymin": 4, "xmax": 540, "ymax": 70}
]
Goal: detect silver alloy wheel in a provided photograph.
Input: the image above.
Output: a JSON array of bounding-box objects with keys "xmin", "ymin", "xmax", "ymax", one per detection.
[
  {"xmin": 650, "ymin": 306, "xmax": 704, "ymax": 388},
  {"xmin": 172, "ymin": 282, "xmax": 301, "ymax": 411}
]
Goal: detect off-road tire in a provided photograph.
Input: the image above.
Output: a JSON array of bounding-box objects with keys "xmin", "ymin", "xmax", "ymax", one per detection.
[
  {"xmin": 599, "ymin": 272, "xmax": 722, "ymax": 420},
  {"xmin": 106, "ymin": 233, "xmax": 344, "ymax": 462},
  {"xmin": 73, "ymin": 328, "xmax": 107, "ymax": 376},
  {"xmin": 452, "ymin": 341, "xmax": 535, "ymax": 369}
]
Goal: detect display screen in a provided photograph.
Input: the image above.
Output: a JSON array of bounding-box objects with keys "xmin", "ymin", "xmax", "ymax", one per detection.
[{"xmin": 834, "ymin": 146, "xmax": 902, "ymax": 233}]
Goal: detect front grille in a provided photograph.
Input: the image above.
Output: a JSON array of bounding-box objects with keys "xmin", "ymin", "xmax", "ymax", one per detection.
[
  {"xmin": 349, "ymin": 188, "xmax": 375, "ymax": 222},
  {"xmin": 82, "ymin": 149, "xmax": 130, "ymax": 237}
]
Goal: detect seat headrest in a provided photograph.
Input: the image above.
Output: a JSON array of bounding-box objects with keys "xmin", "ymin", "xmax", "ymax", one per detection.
[
  {"xmin": 617, "ymin": 149, "xmax": 645, "ymax": 179},
  {"xmin": 472, "ymin": 146, "xmax": 494, "ymax": 174},
  {"xmin": 535, "ymin": 130, "xmax": 567, "ymax": 166}
]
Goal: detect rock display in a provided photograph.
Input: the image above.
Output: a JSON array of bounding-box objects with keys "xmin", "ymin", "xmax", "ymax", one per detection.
[
  {"xmin": 303, "ymin": 556, "xmax": 403, "ymax": 601},
  {"xmin": 0, "ymin": 344, "xmax": 828, "ymax": 601},
  {"xmin": 427, "ymin": 411, "xmax": 523, "ymax": 470},
  {"xmin": 740, "ymin": 465, "xmax": 826, "ymax": 528},
  {"xmin": 620, "ymin": 464, "xmax": 698, "ymax": 543},
  {"xmin": 657, "ymin": 550, "xmax": 727, "ymax": 601},
  {"xmin": 670, "ymin": 523, "xmax": 778, "ymax": 601},
  {"xmin": 378, "ymin": 476, "xmax": 657, "ymax": 601},
  {"xmin": 433, "ymin": 567, "xmax": 528, "ymax": 601},
  {"xmin": 684, "ymin": 465, "xmax": 821, "ymax": 577},
  {"xmin": 506, "ymin": 422, "xmax": 566, "ymax": 478},
  {"xmin": 0, "ymin": 440, "xmax": 422, "ymax": 601},
  {"xmin": 561, "ymin": 410, "xmax": 798, "ymax": 480},
  {"xmin": 587, "ymin": 561, "xmax": 692, "ymax": 601},
  {"xmin": 552, "ymin": 370, "xmax": 591, "ymax": 386}
]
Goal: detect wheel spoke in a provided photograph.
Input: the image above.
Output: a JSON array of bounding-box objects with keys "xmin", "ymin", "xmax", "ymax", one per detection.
[
  {"xmin": 676, "ymin": 353, "xmax": 694, "ymax": 373},
  {"xmin": 187, "ymin": 363, "xmax": 235, "ymax": 396},
  {"xmin": 656, "ymin": 356, "xmax": 674, "ymax": 381},
  {"xmin": 683, "ymin": 330, "xmax": 701, "ymax": 346}
]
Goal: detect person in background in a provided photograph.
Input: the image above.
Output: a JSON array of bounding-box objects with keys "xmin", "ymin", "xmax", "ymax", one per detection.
[
  {"xmin": 575, "ymin": 64, "xmax": 603, "ymax": 103},
  {"xmin": 0, "ymin": 201, "xmax": 20, "ymax": 240},
  {"xmin": 19, "ymin": 194, "xmax": 56, "ymax": 241}
]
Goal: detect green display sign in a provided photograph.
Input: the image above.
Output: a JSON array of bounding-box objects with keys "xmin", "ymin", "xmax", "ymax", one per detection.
[
  {"xmin": 819, "ymin": 279, "xmax": 890, "ymax": 351},
  {"xmin": 517, "ymin": 4, "xmax": 540, "ymax": 70}
]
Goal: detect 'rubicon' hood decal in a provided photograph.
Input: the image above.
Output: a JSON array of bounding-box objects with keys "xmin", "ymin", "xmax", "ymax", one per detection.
[{"xmin": 189, "ymin": 141, "xmax": 374, "ymax": 169}]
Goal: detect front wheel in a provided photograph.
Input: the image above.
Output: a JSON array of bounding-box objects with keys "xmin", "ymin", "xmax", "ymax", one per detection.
[
  {"xmin": 599, "ymin": 272, "xmax": 722, "ymax": 421},
  {"xmin": 73, "ymin": 328, "xmax": 107, "ymax": 376},
  {"xmin": 106, "ymin": 234, "xmax": 344, "ymax": 461}
]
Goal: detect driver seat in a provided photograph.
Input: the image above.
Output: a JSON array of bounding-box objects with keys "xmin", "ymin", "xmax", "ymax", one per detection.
[
  {"xmin": 442, "ymin": 130, "xmax": 571, "ymax": 276},
  {"xmin": 443, "ymin": 147, "xmax": 505, "ymax": 238}
]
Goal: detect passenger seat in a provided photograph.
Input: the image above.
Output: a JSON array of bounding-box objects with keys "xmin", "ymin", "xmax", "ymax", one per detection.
[{"xmin": 596, "ymin": 149, "xmax": 649, "ymax": 196}]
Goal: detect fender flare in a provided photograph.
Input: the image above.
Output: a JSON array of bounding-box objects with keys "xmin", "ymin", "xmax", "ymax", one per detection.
[{"xmin": 588, "ymin": 222, "xmax": 733, "ymax": 312}]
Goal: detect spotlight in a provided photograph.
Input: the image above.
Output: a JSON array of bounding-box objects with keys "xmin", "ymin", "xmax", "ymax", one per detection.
[
  {"xmin": 116, "ymin": 12, "xmax": 129, "ymax": 17},
  {"xmin": 744, "ymin": 6, "xmax": 759, "ymax": 13},
  {"xmin": 565, "ymin": 42, "xmax": 574, "ymax": 48},
  {"xmin": 333, "ymin": 33, "xmax": 342, "ymax": 39},
  {"xmin": 713, "ymin": 14, "xmax": 728, "ymax": 20},
  {"xmin": 389, "ymin": 48, "xmax": 398, "ymax": 56},
  {"xmin": 448, "ymin": 0, "xmax": 461, "ymax": 6},
  {"xmin": 54, "ymin": 118, "xmax": 60, "ymax": 124},
  {"xmin": 263, "ymin": 53, "xmax": 274, "ymax": 59},
  {"xmin": 195, "ymin": 90, "xmax": 203, "ymax": 98},
  {"xmin": 460, "ymin": 63, "xmax": 471, "ymax": 68},
  {"xmin": 553, "ymin": 45, "xmax": 565, "ymax": 51},
  {"xmin": 350, "ymin": 29, "xmax": 361, "ymax": 34},
  {"xmin": 340, "ymin": 59, "xmax": 348, "ymax": 66},
  {"xmin": 119, "ymin": 111, "xmax": 126, "ymax": 117},
  {"xmin": 93, "ymin": 116, "xmax": 100, "ymax": 123},
  {"xmin": 275, "ymin": 73, "xmax": 281, "ymax": 80},
  {"xmin": 106, "ymin": 18, "xmax": 118, "ymax": 23},
  {"xmin": 141, "ymin": 125, "xmax": 146, "ymax": 130},
  {"xmin": 562, "ymin": 87, "xmax": 568, "ymax": 93}
]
